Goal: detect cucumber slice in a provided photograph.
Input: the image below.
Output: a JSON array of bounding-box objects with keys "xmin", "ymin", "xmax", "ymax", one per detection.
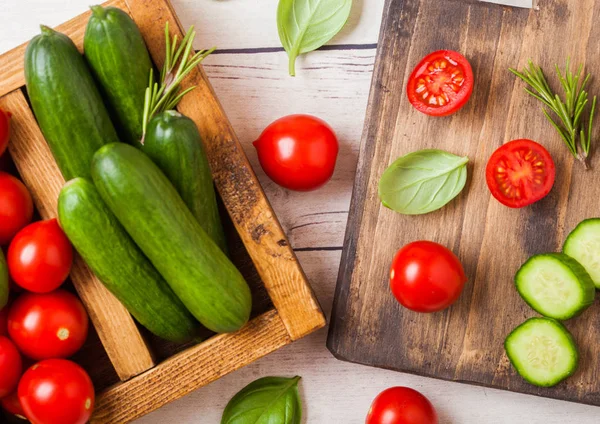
[
  {"xmin": 505, "ymin": 317, "xmax": 578, "ymax": 387},
  {"xmin": 564, "ymin": 218, "xmax": 600, "ymax": 289},
  {"xmin": 515, "ymin": 253, "xmax": 595, "ymax": 320}
]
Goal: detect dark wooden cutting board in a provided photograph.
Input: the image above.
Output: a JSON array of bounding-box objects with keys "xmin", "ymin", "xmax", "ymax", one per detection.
[{"xmin": 327, "ymin": 0, "xmax": 600, "ymax": 406}]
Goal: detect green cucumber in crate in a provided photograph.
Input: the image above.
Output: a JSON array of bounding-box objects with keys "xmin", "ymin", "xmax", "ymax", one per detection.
[
  {"xmin": 91, "ymin": 143, "xmax": 252, "ymax": 333},
  {"xmin": 84, "ymin": 5, "xmax": 153, "ymax": 144},
  {"xmin": 25, "ymin": 25, "xmax": 119, "ymax": 179},
  {"xmin": 142, "ymin": 111, "xmax": 227, "ymax": 252},
  {"xmin": 58, "ymin": 177, "xmax": 199, "ymax": 342}
]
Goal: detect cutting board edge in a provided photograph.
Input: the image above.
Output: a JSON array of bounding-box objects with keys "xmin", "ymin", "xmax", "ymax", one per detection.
[{"xmin": 325, "ymin": 339, "xmax": 600, "ymax": 408}]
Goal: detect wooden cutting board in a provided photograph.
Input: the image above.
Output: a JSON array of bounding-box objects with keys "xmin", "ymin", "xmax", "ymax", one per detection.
[{"xmin": 327, "ymin": 0, "xmax": 600, "ymax": 406}]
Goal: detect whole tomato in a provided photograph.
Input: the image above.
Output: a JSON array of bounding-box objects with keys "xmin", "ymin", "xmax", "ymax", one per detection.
[
  {"xmin": 366, "ymin": 387, "xmax": 438, "ymax": 424},
  {"xmin": 0, "ymin": 335, "xmax": 22, "ymax": 398},
  {"xmin": 8, "ymin": 290, "xmax": 88, "ymax": 360},
  {"xmin": 0, "ymin": 172, "xmax": 33, "ymax": 246},
  {"xmin": 18, "ymin": 359, "xmax": 94, "ymax": 424},
  {"xmin": 390, "ymin": 241, "xmax": 466, "ymax": 313},
  {"xmin": 253, "ymin": 114, "xmax": 339, "ymax": 191},
  {"xmin": 0, "ymin": 109, "xmax": 10, "ymax": 158},
  {"xmin": 1, "ymin": 391, "xmax": 26, "ymax": 420},
  {"xmin": 8, "ymin": 219, "xmax": 73, "ymax": 293}
]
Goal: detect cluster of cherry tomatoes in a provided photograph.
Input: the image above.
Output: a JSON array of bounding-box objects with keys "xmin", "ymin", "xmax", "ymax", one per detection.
[{"xmin": 0, "ymin": 109, "xmax": 94, "ymax": 424}]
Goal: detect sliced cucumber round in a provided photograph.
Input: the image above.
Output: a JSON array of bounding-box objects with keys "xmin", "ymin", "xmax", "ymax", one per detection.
[
  {"xmin": 515, "ymin": 253, "xmax": 595, "ymax": 320},
  {"xmin": 564, "ymin": 218, "xmax": 600, "ymax": 289},
  {"xmin": 505, "ymin": 317, "xmax": 578, "ymax": 387}
]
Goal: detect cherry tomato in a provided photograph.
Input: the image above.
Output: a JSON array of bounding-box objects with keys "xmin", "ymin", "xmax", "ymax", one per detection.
[
  {"xmin": 8, "ymin": 290, "xmax": 88, "ymax": 360},
  {"xmin": 390, "ymin": 241, "xmax": 466, "ymax": 313},
  {"xmin": 0, "ymin": 336, "xmax": 22, "ymax": 398},
  {"xmin": 0, "ymin": 172, "xmax": 33, "ymax": 246},
  {"xmin": 407, "ymin": 50, "xmax": 474, "ymax": 117},
  {"xmin": 18, "ymin": 359, "xmax": 94, "ymax": 424},
  {"xmin": 366, "ymin": 387, "xmax": 438, "ymax": 424},
  {"xmin": 253, "ymin": 114, "xmax": 339, "ymax": 191},
  {"xmin": 0, "ymin": 109, "xmax": 10, "ymax": 158},
  {"xmin": 1, "ymin": 391, "xmax": 26, "ymax": 420},
  {"xmin": 486, "ymin": 139, "xmax": 555, "ymax": 209},
  {"xmin": 0, "ymin": 306, "xmax": 8, "ymax": 336},
  {"xmin": 8, "ymin": 219, "xmax": 73, "ymax": 293}
]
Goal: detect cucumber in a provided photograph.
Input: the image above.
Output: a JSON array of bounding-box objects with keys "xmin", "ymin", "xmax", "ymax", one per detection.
[
  {"xmin": 24, "ymin": 26, "xmax": 119, "ymax": 180},
  {"xmin": 505, "ymin": 317, "xmax": 578, "ymax": 387},
  {"xmin": 84, "ymin": 6, "xmax": 153, "ymax": 145},
  {"xmin": 58, "ymin": 178, "xmax": 199, "ymax": 342},
  {"xmin": 91, "ymin": 143, "xmax": 252, "ymax": 333},
  {"xmin": 564, "ymin": 218, "xmax": 600, "ymax": 289},
  {"xmin": 142, "ymin": 111, "xmax": 227, "ymax": 252},
  {"xmin": 515, "ymin": 253, "xmax": 595, "ymax": 320},
  {"xmin": 0, "ymin": 249, "xmax": 7, "ymax": 310}
]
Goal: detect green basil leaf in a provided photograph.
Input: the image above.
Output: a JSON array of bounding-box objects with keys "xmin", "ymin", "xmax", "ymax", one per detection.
[
  {"xmin": 378, "ymin": 149, "xmax": 469, "ymax": 215},
  {"xmin": 221, "ymin": 376, "xmax": 302, "ymax": 424},
  {"xmin": 277, "ymin": 0, "xmax": 352, "ymax": 76}
]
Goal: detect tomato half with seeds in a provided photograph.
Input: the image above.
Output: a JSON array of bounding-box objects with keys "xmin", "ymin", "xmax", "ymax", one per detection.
[
  {"xmin": 486, "ymin": 139, "xmax": 555, "ymax": 208},
  {"xmin": 407, "ymin": 50, "xmax": 474, "ymax": 117}
]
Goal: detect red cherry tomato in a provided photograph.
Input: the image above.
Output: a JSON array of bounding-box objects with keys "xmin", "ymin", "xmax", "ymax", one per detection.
[
  {"xmin": 366, "ymin": 387, "xmax": 438, "ymax": 424},
  {"xmin": 0, "ymin": 109, "xmax": 10, "ymax": 158},
  {"xmin": 8, "ymin": 219, "xmax": 73, "ymax": 293},
  {"xmin": 8, "ymin": 290, "xmax": 88, "ymax": 360},
  {"xmin": 407, "ymin": 50, "xmax": 474, "ymax": 117},
  {"xmin": 0, "ymin": 172, "xmax": 33, "ymax": 246},
  {"xmin": 390, "ymin": 241, "xmax": 466, "ymax": 313},
  {"xmin": 253, "ymin": 114, "xmax": 339, "ymax": 191},
  {"xmin": 0, "ymin": 336, "xmax": 22, "ymax": 398},
  {"xmin": 0, "ymin": 306, "xmax": 8, "ymax": 336},
  {"xmin": 486, "ymin": 139, "xmax": 555, "ymax": 209},
  {"xmin": 1, "ymin": 391, "xmax": 26, "ymax": 420},
  {"xmin": 18, "ymin": 359, "xmax": 94, "ymax": 424}
]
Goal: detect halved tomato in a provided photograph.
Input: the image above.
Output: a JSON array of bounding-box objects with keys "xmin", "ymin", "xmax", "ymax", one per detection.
[
  {"xmin": 407, "ymin": 50, "xmax": 474, "ymax": 117},
  {"xmin": 486, "ymin": 139, "xmax": 555, "ymax": 208}
]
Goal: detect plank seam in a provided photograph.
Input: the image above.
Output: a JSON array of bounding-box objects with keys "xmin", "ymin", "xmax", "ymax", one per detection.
[{"xmin": 211, "ymin": 43, "xmax": 378, "ymax": 55}]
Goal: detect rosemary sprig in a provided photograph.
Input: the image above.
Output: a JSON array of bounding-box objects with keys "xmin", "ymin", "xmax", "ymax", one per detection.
[
  {"xmin": 141, "ymin": 22, "xmax": 216, "ymax": 142},
  {"xmin": 509, "ymin": 60, "xmax": 597, "ymax": 169}
]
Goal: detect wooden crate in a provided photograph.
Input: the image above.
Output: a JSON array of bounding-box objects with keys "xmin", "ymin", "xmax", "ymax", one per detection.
[{"xmin": 0, "ymin": 0, "xmax": 326, "ymax": 421}]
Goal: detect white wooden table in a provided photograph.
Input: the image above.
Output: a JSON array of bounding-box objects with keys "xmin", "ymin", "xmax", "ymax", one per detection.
[{"xmin": 3, "ymin": 1, "xmax": 599, "ymax": 423}]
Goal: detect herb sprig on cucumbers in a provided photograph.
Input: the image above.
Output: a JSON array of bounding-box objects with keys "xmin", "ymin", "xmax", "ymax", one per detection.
[{"xmin": 142, "ymin": 23, "xmax": 215, "ymax": 140}]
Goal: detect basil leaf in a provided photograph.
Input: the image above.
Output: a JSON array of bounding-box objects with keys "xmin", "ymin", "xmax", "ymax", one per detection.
[
  {"xmin": 277, "ymin": 0, "xmax": 352, "ymax": 76},
  {"xmin": 378, "ymin": 149, "xmax": 469, "ymax": 215},
  {"xmin": 221, "ymin": 376, "xmax": 302, "ymax": 424}
]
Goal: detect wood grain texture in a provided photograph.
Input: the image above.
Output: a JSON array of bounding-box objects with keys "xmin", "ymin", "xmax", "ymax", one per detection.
[
  {"xmin": 125, "ymin": 0, "xmax": 326, "ymax": 341},
  {"xmin": 328, "ymin": 0, "xmax": 600, "ymax": 406},
  {"xmin": 93, "ymin": 309, "xmax": 290, "ymax": 424},
  {"xmin": 0, "ymin": 89, "xmax": 155, "ymax": 381},
  {"xmin": 0, "ymin": 0, "xmax": 127, "ymax": 98}
]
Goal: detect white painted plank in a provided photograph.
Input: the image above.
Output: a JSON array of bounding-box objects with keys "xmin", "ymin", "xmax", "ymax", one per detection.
[{"xmin": 0, "ymin": 0, "xmax": 384, "ymax": 54}]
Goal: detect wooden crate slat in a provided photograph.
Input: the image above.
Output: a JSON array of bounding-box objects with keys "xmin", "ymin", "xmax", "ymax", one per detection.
[
  {"xmin": 0, "ymin": 89, "xmax": 155, "ymax": 381},
  {"xmin": 125, "ymin": 0, "xmax": 326, "ymax": 341},
  {"xmin": 93, "ymin": 309, "xmax": 291, "ymax": 423},
  {"xmin": 0, "ymin": 0, "xmax": 128, "ymax": 98}
]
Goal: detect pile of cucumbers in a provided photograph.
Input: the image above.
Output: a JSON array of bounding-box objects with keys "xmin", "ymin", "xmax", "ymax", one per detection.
[
  {"xmin": 505, "ymin": 219, "xmax": 600, "ymax": 387},
  {"xmin": 24, "ymin": 6, "xmax": 251, "ymax": 342}
]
